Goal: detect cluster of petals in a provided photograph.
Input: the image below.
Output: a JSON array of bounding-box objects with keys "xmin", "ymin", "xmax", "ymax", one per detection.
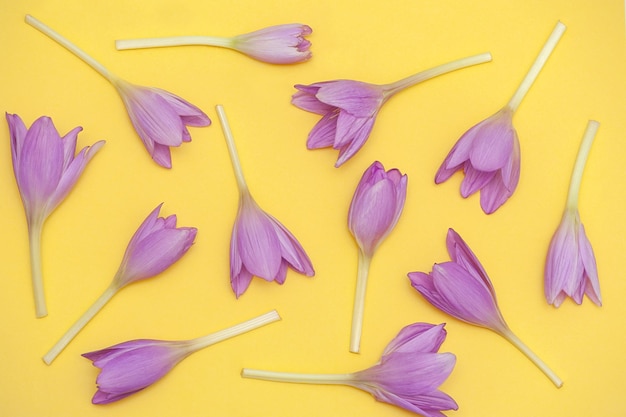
[{"xmin": 231, "ymin": 24, "xmax": 313, "ymax": 64}]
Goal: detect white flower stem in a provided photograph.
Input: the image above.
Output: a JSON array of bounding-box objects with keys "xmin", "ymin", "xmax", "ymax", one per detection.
[
  {"xmin": 566, "ymin": 120, "xmax": 600, "ymax": 211},
  {"xmin": 216, "ymin": 105, "xmax": 249, "ymax": 195},
  {"xmin": 116, "ymin": 36, "xmax": 233, "ymax": 51},
  {"xmin": 382, "ymin": 52, "xmax": 493, "ymax": 98},
  {"xmin": 242, "ymin": 368, "xmax": 353, "ymax": 385},
  {"xmin": 349, "ymin": 250, "xmax": 372, "ymax": 353},
  {"xmin": 188, "ymin": 310, "xmax": 281, "ymax": 351},
  {"xmin": 506, "ymin": 21, "xmax": 566, "ymax": 113},
  {"xmin": 27, "ymin": 221, "xmax": 47, "ymax": 318},
  {"xmin": 43, "ymin": 283, "xmax": 118, "ymax": 365},
  {"xmin": 25, "ymin": 15, "xmax": 116, "ymax": 83},
  {"xmin": 498, "ymin": 327, "xmax": 563, "ymax": 388}
]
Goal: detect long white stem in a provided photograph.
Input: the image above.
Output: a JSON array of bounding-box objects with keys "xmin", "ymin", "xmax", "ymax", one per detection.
[
  {"xmin": 43, "ymin": 283, "xmax": 118, "ymax": 365},
  {"xmin": 25, "ymin": 14, "xmax": 116, "ymax": 83},
  {"xmin": 242, "ymin": 368, "xmax": 353, "ymax": 385},
  {"xmin": 116, "ymin": 36, "xmax": 233, "ymax": 51},
  {"xmin": 28, "ymin": 221, "xmax": 47, "ymax": 318},
  {"xmin": 349, "ymin": 250, "xmax": 372, "ymax": 353},
  {"xmin": 566, "ymin": 120, "xmax": 600, "ymax": 210},
  {"xmin": 216, "ymin": 105, "xmax": 249, "ymax": 194},
  {"xmin": 507, "ymin": 21, "xmax": 566, "ymax": 113},
  {"xmin": 498, "ymin": 327, "xmax": 563, "ymax": 388}
]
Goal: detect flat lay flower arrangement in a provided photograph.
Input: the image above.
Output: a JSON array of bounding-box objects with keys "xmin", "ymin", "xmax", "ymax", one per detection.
[{"xmin": 1, "ymin": 1, "xmax": 625, "ymax": 416}]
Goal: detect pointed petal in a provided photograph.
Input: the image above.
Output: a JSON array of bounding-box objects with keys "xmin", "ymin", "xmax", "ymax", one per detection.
[
  {"xmin": 479, "ymin": 173, "xmax": 513, "ymax": 214},
  {"xmin": 578, "ymin": 223, "xmax": 601, "ymax": 306},
  {"xmin": 60, "ymin": 126, "xmax": 83, "ymax": 170},
  {"xmin": 292, "ymin": 86, "xmax": 335, "ymax": 115},
  {"xmin": 270, "ymin": 215, "xmax": 315, "ymax": 276},
  {"xmin": 306, "ymin": 111, "xmax": 338, "ymax": 149},
  {"xmin": 334, "ymin": 116, "xmax": 376, "ymax": 167},
  {"xmin": 382, "ymin": 323, "xmax": 447, "ymax": 356},
  {"xmin": 459, "ymin": 163, "xmax": 496, "ymax": 197},
  {"xmin": 232, "ymin": 267, "xmax": 254, "ymax": 298},
  {"xmin": 314, "ymin": 80, "xmax": 383, "ymax": 117},
  {"xmin": 156, "ymin": 88, "xmax": 211, "ymax": 127},
  {"xmin": 6, "ymin": 113, "xmax": 28, "ymax": 174}
]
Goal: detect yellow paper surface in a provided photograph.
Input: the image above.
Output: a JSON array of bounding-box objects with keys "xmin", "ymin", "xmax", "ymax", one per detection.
[{"xmin": 1, "ymin": 1, "xmax": 625, "ymax": 416}]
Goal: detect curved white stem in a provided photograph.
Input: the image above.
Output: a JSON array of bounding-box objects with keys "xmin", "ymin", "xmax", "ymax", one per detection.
[
  {"xmin": 242, "ymin": 368, "xmax": 353, "ymax": 385},
  {"xmin": 28, "ymin": 221, "xmax": 47, "ymax": 318},
  {"xmin": 116, "ymin": 36, "xmax": 233, "ymax": 50},
  {"xmin": 566, "ymin": 120, "xmax": 600, "ymax": 210},
  {"xmin": 349, "ymin": 250, "xmax": 372, "ymax": 353},
  {"xmin": 216, "ymin": 105, "xmax": 249, "ymax": 195}
]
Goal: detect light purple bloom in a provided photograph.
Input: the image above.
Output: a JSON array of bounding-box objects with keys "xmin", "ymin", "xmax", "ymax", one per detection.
[
  {"xmin": 230, "ymin": 24, "xmax": 312, "ymax": 64},
  {"xmin": 434, "ymin": 108, "xmax": 520, "ymax": 214},
  {"xmin": 7, "ymin": 113, "xmax": 104, "ymax": 317},
  {"xmin": 242, "ymin": 322, "xmax": 457, "ymax": 417}
]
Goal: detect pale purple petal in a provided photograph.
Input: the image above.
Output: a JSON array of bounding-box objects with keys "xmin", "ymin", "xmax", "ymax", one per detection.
[
  {"xmin": 60, "ymin": 126, "xmax": 82, "ymax": 170},
  {"xmin": 459, "ymin": 163, "xmax": 496, "ymax": 197},
  {"xmin": 270, "ymin": 216, "xmax": 315, "ymax": 276},
  {"xmin": 6, "ymin": 113, "xmax": 28, "ymax": 174},
  {"xmin": 382, "ymin": 323, "xmax": 447, "ymax": 357},
  {"xmin": 156, "ymin": 89, "xmax": 211, "ymax": 127},
  {"xmin": 232, "ymin": 24, "xmax": 312, "ymax": 64},
  {"xmin": 468, "ymin": 123, "xmax": 514, "ymax": 172},
  {"xmin": 314, "ymin": 80, "xmax": 383, "ymax": 118},
  {"xmin": 231, "ymin": 268, "xmax": 254, "ymax": 299},
  {"xmin": 292, "ymin": 87, "xmax": 335, "ymax": 114},
  {"xmin": 479, "ymin": 173, "xmax": 513, "ymax": 214},
  {"xmin": 334, "ymin": 116, "xmax": 376, "ymax": 167},
  {"xmin": 306, "ymin": 111, "xmax": 338, "ymax": 149},
  {"xmin": 578, "ymin": 223, "xmax": 601, "ymax": 306}
]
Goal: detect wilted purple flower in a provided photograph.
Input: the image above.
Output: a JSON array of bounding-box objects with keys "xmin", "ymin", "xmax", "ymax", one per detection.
[
  {"xmin": 84, "ymin": 310, "xmax": 280, "ymax": 404},
  {"xmin": 435, "ymin": 22, "xmax": 566, "ymax": 213},
  {"xmin": 348, "ymin": 161, "xmax": 407, "ymax": 353},
  {"xmin": 43, "ymin": 204, "xmax": 197, "ymax": 365},
  {"xmin": 242, "ymin": 322, "xmax": 457, "ymax": 417},
  {"xmin": 545, "ymin": 120, "xmax": 601, "ymax": 307},
  {"xmin": 116, "ymin": 24, "xmax": 313, "ymax": 65},
  {"xmin": 7, "ymin": 113, "xmax": 104, "ymax": 318},
  {"xmin": 408, "ymin": 228, "xmax": 563, "ymax": 387},
  {"xmin": 291, "ymin": 53, "xmax": 492, "ymax": 167},
  {"xmin": 216, "ymin": 105, "xmax": 314, "ymax": 297},
  {"xmin": 25, "ymin": 15, "xmax": 210, "ymax": 169}
]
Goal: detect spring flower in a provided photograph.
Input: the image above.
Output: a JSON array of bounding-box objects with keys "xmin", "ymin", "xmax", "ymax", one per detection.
[
  {"xmin": 242, "ymin": 322, "xmax": 457, "ymax": 417},
  {"xmin": 25, "ymin": 15, "xmax": 210, "ymax": 168},
  {"xmin": 43, "ymin": 204, "xmax": 197, "ymax": 364},
  {"xmin": 545, "ymin": 121, "xmax": 601, "ymax": 307},
  {"xmin": 216, "ymin": 105, "xmax": 314, "ymax": 298},
  {"xmin": 83, "ymin": 310, "xmax": 280, "ymax": 404},
  {"xmin": 116, "ymin": 24, "xmax": 312, "ymax": 65},
  {"xmin": 348, "ymin": 161, "xmax": 407, "ymax": 353},
  {"xmin": 7, "ymin": 113, "xmax": 104, "ymax": 318},
  {"xmin": 435, "ymin": 21, "xmax": 566, "ymax": 213},
  {"xmin": 408, "ymin": 228, "xmax": 563, "ymax": 387},
  {"xmin": 291, "ymin": 52, "xmax": 492, "ymax": 167}
]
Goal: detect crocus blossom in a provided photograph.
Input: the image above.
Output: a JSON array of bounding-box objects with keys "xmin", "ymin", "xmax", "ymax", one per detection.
[
  {"xmin": 408, "ymin": 228, "xmax": 563, "ymax": 387},
  {"xmin": 242, "ymin": 322, "xmax": 457, "ymax": 417},
  {"xmin": 116, "ymin": 24, "xmax": 313, "ymax": 65},
  {"xmin": 7, "ymin": 113, "xmax": 104, "ymax": 318},
  {"xmin": 43, "ymin": 204, "xmax": 197, "ymax": 364},
  {"xmin": 25, "ymin": 15, "xmax": 210, "ymax": 168},
  {"xmin": 216, "ymin": 105, "xmax": 314, "ymax": 297},
  {"xmin": 348, "ymin": 161, "xmax": 407, "ymax": 353},
  {"xmin": 83, "ymin": 310, "xmax": 280, "ymax": 404},
  {"xmin": 435, "ymin": 21, "xmax": 566, "ymax": 213},
  {"xmin": 291, "ymin": 52, "xmax": 492, "ymax": 167},
  {"xmin": 545, "ymin": 121, "xmax": 601, "ymax": 307}
]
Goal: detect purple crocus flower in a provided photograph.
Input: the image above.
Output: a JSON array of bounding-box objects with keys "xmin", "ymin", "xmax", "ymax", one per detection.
[
  {"xmin": 291, "ymin": 53, "xmax": 492, "ymax": 167},
  {"xmin": 43, "ymin": 204, "xmax": 197, "ymax": 365},
  {"xmin": 242, "ymin": 322, "xmax": 457, "ymax": 417},
  {"xmin": 435, "ymin": 22, "xmax": 566, "ymax": 214},
  {"xmin": 25, "ymin": 15, "xmax": 210, "ymax": 169},
  {"xmin": 216, "ymin": 105, "xmax": 314, "ymax": 298},
  {"xmin": 545, "ymin": 121, "xmax": 601, "ymax": 307},
  {"xmin": 83, "ymin": 310, "xmax": 280, "ymax": 404},
  {"xmin": 116, "ymin": 24, "xmax": 313, "ymax": 65},
  {"xmin": 7, "ymin": 113, "xmax": 104, "ymax": 318},
  {"xmin": 348, "ymin": 161, "xmax": 407, "ymax": 352},
  {"xmin": 408, "ymin": 228, "xmax": 563, "ymax": 387}
]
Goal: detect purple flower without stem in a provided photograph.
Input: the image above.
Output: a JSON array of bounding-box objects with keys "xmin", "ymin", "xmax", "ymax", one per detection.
[
  {"xmin": 291, "ymin": 53, "xmax": 492, "ymax": 167},
  {"xmin": 435, "ymin": 22, "xmax": 566, "ymax": 214},
  {"xmin": 83, "ymin": 310, "xmax": 280, "ymax": 404},
  {"xmin": 216, "ymin": 105, "xmax": 314, "ymax": 298},
  {"xmin": 348, "ymin": 161, "xmax": 407, "ymax": 353},
  {"xmin": 25, "ymin": 15, "xmax": 210, "ymax": 169},
  {"xmin": 408, "ymin": 228, "xmax": 563, "ymax": 387},
  {"xmin": 242, "ymin": 322, "xmax": 457, "ymax": 417},
  {"xmin": 115, "ymin": 24, "xmax": 313, "ymax": 65},
  {"xmin": 545, "ymin": 121, "xmax": 601, "ymax": 307},
  {"xmin": 43, "ymin": 204, "xmax": 197, "ymax": 365},
  {"xmin": 7, "ymin": 113, "xmax": 104, "ymax": 318}
]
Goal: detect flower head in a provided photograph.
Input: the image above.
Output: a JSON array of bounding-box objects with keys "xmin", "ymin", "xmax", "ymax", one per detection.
[{"xmin": 231, "ymin": 24, "xmax": 312, "ymax": 64}]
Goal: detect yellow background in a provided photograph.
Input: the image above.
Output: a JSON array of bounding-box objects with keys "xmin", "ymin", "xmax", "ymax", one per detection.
[{"xmin": 1, "ymin": 1, "xmax": 625, "ymax": 416}]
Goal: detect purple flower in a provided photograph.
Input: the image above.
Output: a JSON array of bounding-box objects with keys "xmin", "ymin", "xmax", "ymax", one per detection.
[
  {"xmin": 7, "ymin": 113, "xmax": 104, "ymax": 317},
  {"xmin": 83, "ymin": 310, "xmax": 280, "ymax": 404},
  {"xmin": 291, "ymin": 53, "xmax": 493, "ymax": 167},
  {"xmin": 43, "ymin": 204, "xmax": 197, "ymax": 365},
  {"xmin": 408, "ymin": 228, "xmax": 563, "ymax": 387},
  {"xmin": 242, "ymin": 322, "xmax": 457, "ymax": 417},
  {"xmin": 434, "ymin": 108, "xmax": 520, "ymax": 214}
]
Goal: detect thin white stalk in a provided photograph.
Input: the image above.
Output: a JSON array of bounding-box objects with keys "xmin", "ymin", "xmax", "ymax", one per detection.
[
  {"xmin": 382, "ymin": 52, "xmax": 492, "ymax": 99},
  {"xmin": 216, "ymin": 105, "xmax": 249, "ymax": 194},
  {"xmin": 498, "ymin": 327, "xmax": 563, "ymax": 388},
  {"xmin": 27, "ymin": 221, "xmax": 47, "ymax": 318},
  {"xmin": 242, "ymin": 368, "xmax": 354, "ymax": 385},
  {"xmin": 506, "ymin": 21, "xmax": 566, "ymax": 113},
  {"xmin": 25, "ymin": 15, "xmax": 117, "ymax": 83},
  {"xmin": 43, "ymin": 283, "xmax": 118, "ymax": 365},
  {"xmin": 116, "ymin": 36, "xmax": 233, "ymax": 51},
  {"xmin": 565, "ymin": 120, "xmax": 600, "ymax": 211},
  {"xmin": 349, "ymin": 250, "xmax": 372, "ymax": 353}
]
